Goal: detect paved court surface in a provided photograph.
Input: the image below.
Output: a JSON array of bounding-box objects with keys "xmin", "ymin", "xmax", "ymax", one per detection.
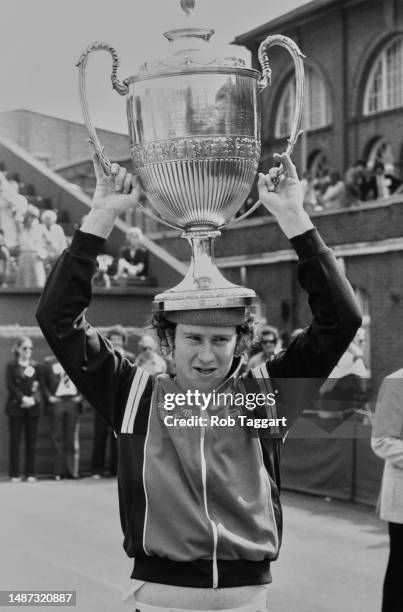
[{"xmin": 0, "ymin": 479, "xmax": 388, "ymax": 611}]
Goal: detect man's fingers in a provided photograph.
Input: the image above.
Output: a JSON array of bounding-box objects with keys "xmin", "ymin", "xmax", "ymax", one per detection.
[
  {"xmin": 114, "ymin": 166, "xmax": 127, "ymax": 192},
  {"xmin": 258, "ymin": 171, "xmax": 277, "ymax": 192},
  {"xmin": 123, "ymin": 171, "xmax": 133, "ymax": 194},
  {"xmin": 92, "ymin": 152, "xmax": 108, "ymax": 182},
  {"xmin": 273, "ymin": 152, "xmax": 298, "ymax": 180}
]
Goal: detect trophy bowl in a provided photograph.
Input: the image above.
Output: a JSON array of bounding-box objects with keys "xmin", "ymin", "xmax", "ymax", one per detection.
[{"xmin": 76, "ymin": 2, "xmax": 305, "ymax": 311}]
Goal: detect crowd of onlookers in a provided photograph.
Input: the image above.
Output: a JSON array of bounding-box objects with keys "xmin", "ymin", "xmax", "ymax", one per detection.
[
  {"xmin": 1, "ymin": 158, "xmax": 403, "ymax": 287},
  {"xmin": 301, "ymin": 160, "xmax": 403, "ymax": 213},
  {"xmin": 5, "ymin": 320, "xmax": 370, "ymax": 482},
  {"xmin": 0, "ymin": 161, "xmax": 150, "ymax": 289},
  {"xmin": 0, "ymin": 162, "xmax": 68, "ymax": 288},
  {"xmin": 5, "ymin": 326, "xmax": 172, "ymax": 482}
]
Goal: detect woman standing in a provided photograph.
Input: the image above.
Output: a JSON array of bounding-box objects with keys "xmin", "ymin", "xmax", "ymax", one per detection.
[
  {"xmin": 16, "ymin": 205, "xmax": 47, "ymax": 288},
  {"xmin": 6, "ymin": 336, "xmax": 42, "ymax": 482}
]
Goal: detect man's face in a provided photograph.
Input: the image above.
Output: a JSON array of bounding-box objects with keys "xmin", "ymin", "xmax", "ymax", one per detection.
[
  {"xmin": 127, "ymin": 232, "xmax": 141, "ymax": 249},
  {"xmin": 139, "ymin": 336, "xmax": 156, "ymax": 356},
  {"xmin": 261, "ymin": 333, "xmax": 277, "ymax": 358},
  {"xmin": 354, "ymin": 328, "xmax": 366, "ymax": 348},
  {"xmin": 174, "ymin": 324, "xmax": 237, "ymax": 392},
  {"xmin": 109, "ymin": 334, "xmax": 124, "ymax": 352}
]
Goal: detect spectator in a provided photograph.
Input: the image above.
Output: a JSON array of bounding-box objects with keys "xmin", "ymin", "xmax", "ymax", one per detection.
[
  {"xmin": 318, "ymin": 327, "xmax": 369, "ymax": 418},
  {"xmin": 313, "ymin": 168, "xmax": 331, "ymax": 198},
  {"xmin": 320, "ymin": 171, "xmax": 346, "ymax": 209},
  {"xmin": 247, "ymin": 325, "xmax": 280, "ymax": 371},
  {"xmin": 300, "ymin": 170, "xmax": 321, "ymax": 212},
  {"xmin": 115, "ymin": 227, "xmax": 148, "ymax": 279},
  {"xmin": 5, "ymin": 336, "xmax": 42, "ymax": 482},
  {"xmin": 384, "ymin": 165, "xmax": 403, "ymax": 195},
  {"xmin": 40, "ymin": 210, "xmax": 68, "ymax": 274},
  {"xmin": 93, "ymin": 254, "xmax": 113, "ymax": 288},
  {"xmin": 345, "ymin": 160, "xmax": 366, "ymax": 206},
  {"xmin": 0, "ymin": 228, "xmax": 10, "ymax": 286},
  {"xmin": 16, "ymin": 205, "xmax": 47, "ymax": 288},
  {"xmin": 41, "ymin": 357, "xmax": 83, "ymax": 480},
  {"xmin": 365, "ymin": 161, "xmax": 402, "ymax": 201},
  {"xmin": 371, "ymin": 369, "xmax": 403, "ymax": 612},
  {"xmin": 0, "ymin": 171, "xmax": 28, "ymax": 250},
  {"xmin": 135, "ymin": 333, "xmax": 167, "ymax": 376},
  {"xmin": 91, "ymin": 325, "xmax": 135, "ymax": 479}
]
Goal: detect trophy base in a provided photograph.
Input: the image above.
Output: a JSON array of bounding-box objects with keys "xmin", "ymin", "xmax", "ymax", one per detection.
[
  {"xmin": 152, "ymin": 229, "xmax": 256, "ymax": 313},
  {"xmin": 153, "ymin": 286, "xmax": 256, "ymax": 312}
]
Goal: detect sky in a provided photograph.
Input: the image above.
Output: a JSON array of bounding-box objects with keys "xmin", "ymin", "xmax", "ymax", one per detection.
[{"xmin": 0, "ymin": 0, "xmax": 311, "ymax": 133}]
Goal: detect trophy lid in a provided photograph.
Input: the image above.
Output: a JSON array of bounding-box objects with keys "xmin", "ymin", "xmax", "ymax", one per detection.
[{"xmin": 131, "ymin": 0, "xmax": 255, "ymax": 81}]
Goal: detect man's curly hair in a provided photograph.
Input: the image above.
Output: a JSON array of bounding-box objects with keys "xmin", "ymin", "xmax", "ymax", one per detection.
[{"xmin": 150, "ymin": 311, "xmax": 256, "ymax": 358}]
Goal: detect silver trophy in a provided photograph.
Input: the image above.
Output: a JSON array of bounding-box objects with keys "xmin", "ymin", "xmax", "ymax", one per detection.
[{"xmin": 76, "ymin": 0, "xmax": 305, "ymax": 312}]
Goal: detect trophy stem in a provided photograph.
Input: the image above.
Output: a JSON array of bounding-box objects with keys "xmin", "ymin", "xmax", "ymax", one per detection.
[{"xmin": 152, "ymin": 230, "xmax": 256, "ymax": 312}]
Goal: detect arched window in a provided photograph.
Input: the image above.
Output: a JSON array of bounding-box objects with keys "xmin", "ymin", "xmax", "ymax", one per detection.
[
  {"xmin": 363, "ymin": 36, "xmax": 403, "ymax": 115},
  {"xmin": 275, "ymin": 66, "xmax": 332, "ymax": 138},
  {"xmin": 308, "ymin": 150, "xmax": 330, "ymax": 177},
  {"xmin": 366, "ymin": 137, "xmax": 395, "ymax": 172}
]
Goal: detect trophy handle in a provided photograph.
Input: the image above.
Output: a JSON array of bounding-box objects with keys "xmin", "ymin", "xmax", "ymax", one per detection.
[
  {"xmin": 218, "ymin": 200, "xmax": 262, "ymax": 228},
  {"xmin": 225, "ymin": 37, "xmax": 305, "ymax": 228},
  {"xmin": 258, "ymin": 35, "xmax": 305, "ymax": 157},
  {"xmin": 136, "ymin": 202, "xmax": 184, "ymax": 231},
  {"xmin": 76, "ymin": 42, "xmax": 129, "ymax": 175}
]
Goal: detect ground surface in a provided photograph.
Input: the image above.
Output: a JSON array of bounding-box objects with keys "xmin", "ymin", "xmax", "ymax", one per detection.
[{"xmin": 0, "ymin": 479, "xmax": 387, "ymax": 611}]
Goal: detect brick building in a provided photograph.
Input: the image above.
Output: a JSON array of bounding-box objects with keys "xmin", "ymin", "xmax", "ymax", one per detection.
[{"xmin": 234, "ymin": 0, "xmax": 403, "ymax": 178}]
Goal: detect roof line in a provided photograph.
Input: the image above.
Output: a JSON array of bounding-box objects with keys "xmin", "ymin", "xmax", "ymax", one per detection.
[
  {"xmin": 233, "ymin": 0, "xmax": 347, "ymax": 45},
  {"xmin": 0, "ymin": 108, "xmax": 127, "ymax": 138}
]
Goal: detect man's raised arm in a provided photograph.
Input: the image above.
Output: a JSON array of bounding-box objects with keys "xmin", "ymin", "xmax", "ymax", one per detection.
[
  {"xmin": 36, "ymin": 156, "xmax": 141, "ymax": 429},
  {"xmin": 256, "ymin": 153, "xmax": 362, "ymax": 424}
]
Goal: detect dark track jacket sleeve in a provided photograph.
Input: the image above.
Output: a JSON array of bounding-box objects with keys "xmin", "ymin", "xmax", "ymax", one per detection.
[
  {"xmin": 36, "ymin": 230, "xmax": 136, "ymax": 430},
  {"xmin": 268, "ymin": 228, "xmax": 362, "ymax": 427}
]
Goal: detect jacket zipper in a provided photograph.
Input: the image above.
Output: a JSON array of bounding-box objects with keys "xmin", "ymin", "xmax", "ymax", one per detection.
[{"xmin": 200, "ymin": 423, "xmax": 219, "ymax": 588}]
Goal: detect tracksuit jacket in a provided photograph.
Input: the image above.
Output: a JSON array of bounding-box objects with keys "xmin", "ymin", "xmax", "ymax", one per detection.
[{"xmin": 36, "ymin": 227, "xmax": 361, "ymax": 589}]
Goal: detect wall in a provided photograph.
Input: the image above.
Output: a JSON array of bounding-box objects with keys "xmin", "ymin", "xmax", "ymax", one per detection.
[{"xmin": 245, "ymin": 0, "xmax": 403, "ymax": 175}]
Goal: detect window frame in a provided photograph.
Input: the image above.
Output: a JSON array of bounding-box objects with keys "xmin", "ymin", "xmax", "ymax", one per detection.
[
  {"xmin": 275, "ymin": 66, "xmax": 332, "ymax": 139},
  {"xmin": 363, "ymin": 36, "xmax": 403, "ymax": 116}
]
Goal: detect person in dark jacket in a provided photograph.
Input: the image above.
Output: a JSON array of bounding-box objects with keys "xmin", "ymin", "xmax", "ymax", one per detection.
[
  {"xmin": 91, "ymin": 325, "xmax": 135, "ymax": 478},
  {"xmin": 41, "ymin": 357, "xmax": 83, "ymax": 480},
  {"xmin": 36, "ymin": 152, "xmax": 362, "ymax": 611},
  {"xmin": 5, "ymin": 336, "xmax": 42, "ymax": 482}
]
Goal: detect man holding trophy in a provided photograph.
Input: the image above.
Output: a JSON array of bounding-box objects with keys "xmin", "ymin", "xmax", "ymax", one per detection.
[{"xmin": 37, "ymin": 4, "xmax": 361, "ymax": 610}]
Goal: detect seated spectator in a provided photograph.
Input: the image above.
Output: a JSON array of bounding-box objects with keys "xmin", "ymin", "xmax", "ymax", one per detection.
[
  {"xmin": 320, "ymin": 171, "xmax": 346, "ymax": 209},
  {"xmin": 115, "ymin": 227, "xmax": 148, "ymax": 279},
  {"xmin": 93, "ymin": 254, "xmax": 113, "ymax": 288},
  {"xmin": 40, "ymin": 210, "xmax": 68, "ymax": 274},
  {"xmin": 0, "ymin": 228, "xmax": 10, "ymax": 286},
  {"xmin": 345, "ymin": 160, "xmax": 366, "ymax": 206},
  {"xmin": 16, "ymin": 205, "xmax": 47, "ymax": 288},
  {"xmin": 313, "ymin": 168, "xmax": 330, "ymax": 199},
  {"xmin": 384, "ymin": 165, "xmax": 403, "ymax": 195},
  {"xmin": 364, "ymin": 162, "xmax": 403, "ymax": 200},
  {"xmin": 135, "ymin": 333, "xmax": 167, "ymax": 376},
  {"xmin": 247, "ymin": 325, "xmax": 280, "ymax": 371},
  {"xmin": 300, "ymin": 171, "xmax": 321, "ymax": 212}
]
